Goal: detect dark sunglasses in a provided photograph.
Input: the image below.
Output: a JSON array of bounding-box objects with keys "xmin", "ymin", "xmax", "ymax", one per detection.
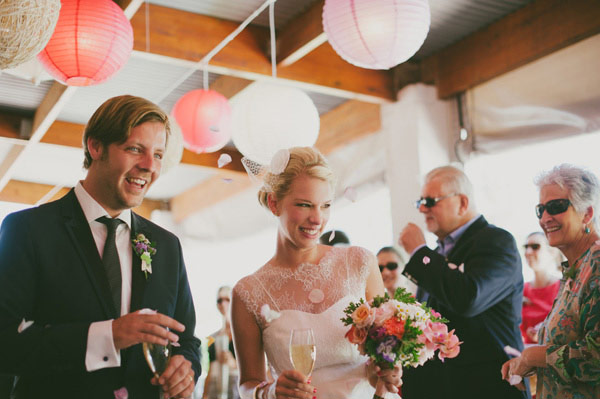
[
  {"xmin": 523, "ymin": 243, "xmax": 541, "ymax": 251},
  {"xmin": 217, "ymin": 297, "xmax": 230, "ymax": 305},
  {"xmin": 415, "ymin": 193, "xmax": 458, "ymax": 209},
  {"xmin": 535, "ymin": 198, "xmax": 571, "ymax": 219},
  {"xmin": 379, "ymin": 262, "xmax": 399, "ymax": 272}
]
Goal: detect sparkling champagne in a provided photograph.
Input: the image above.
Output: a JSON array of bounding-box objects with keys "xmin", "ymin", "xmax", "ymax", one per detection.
[{"xmin": 290, "ymin": 344, "xmax": 316, "ymax": 376}]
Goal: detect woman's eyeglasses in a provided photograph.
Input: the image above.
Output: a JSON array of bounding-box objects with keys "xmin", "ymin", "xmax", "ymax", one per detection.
[
  {"xmin": 523, "ymin": 243, "xmax": 541, "ymax": 251},
  {"xmin": 535, "ymin": 198, "xmax": 571, "ymax": 219},
  {"xmin": 379, "ymin": 262, "xmax": 399, "ymax": 272},
  {"xmin": 217, "ymin": 297, "xmax": 230, "ymax": 305},
  {"xmin": 415, "ymin": 193, "xmax": 458, "ymax": 209}
]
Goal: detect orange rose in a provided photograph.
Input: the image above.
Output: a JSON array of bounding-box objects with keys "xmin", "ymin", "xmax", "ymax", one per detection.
[
  {"xmin": 383, "ymin": 317, "xmax": 405, "ymax": 340},
  {"xmin": 351, "ymin": 303, "xmax": 375, "ymax": 328},
  {"xmin": 345, "ymin": 325, "xmax": 368, "ymax": 344}
]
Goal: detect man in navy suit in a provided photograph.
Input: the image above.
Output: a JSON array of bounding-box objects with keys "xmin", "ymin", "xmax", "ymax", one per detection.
[
  {"xmin": 0, "ymin": 95, "xmax": 200, "ymax": 398},
  {"xmin": 398, "ymin": 166, "xmax": 529, "ymax": 399}
]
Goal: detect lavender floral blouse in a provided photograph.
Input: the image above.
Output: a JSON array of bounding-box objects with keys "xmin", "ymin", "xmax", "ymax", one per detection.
[{"xmin": 536, "ymin": 242, "xmax": 600, "ymax": 399}]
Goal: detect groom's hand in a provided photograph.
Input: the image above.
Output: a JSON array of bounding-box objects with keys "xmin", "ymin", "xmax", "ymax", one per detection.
[
  {"xmin": 152, "ymin": 354, "xmax": 195, "ymax": 398},
  {"xmin": 112, "ymin": 310, "xmax": 185, "ymax": 350}
]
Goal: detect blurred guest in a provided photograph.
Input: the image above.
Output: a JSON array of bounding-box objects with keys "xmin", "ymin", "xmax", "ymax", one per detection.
[
  {"xmin": 319, "ymin": 229, "xmax": 350, "ymax": 246},
  {"xmin": 521, "ymin": 232, "xmax": 561, "ymax": 344},
  {"xmin": 203, "ymin": 286, "xmax": 239, "ymax": 399},
  {"xmin": 502, "ymin": 164, "xmax": 600, "ymax": 399},
  {"xmin": 376, "ymin": 246, "xmax": 414, "ymax": 297},
  {"xmin": 399, "ymin": 165, "xmax": 528, "ymax": 399}
]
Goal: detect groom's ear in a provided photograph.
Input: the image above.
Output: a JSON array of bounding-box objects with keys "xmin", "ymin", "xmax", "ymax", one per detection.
[
  {"xmin": 87, "ymin": 137, "xmax": 105, "ymax": 161},
  {"xmin": 267, "ymin": 193, "xmax": 280, "ymax": 216}
]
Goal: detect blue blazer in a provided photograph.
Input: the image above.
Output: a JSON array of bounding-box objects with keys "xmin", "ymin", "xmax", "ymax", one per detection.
[
  {"xmin": 401, "ymin": 216, "xmax": 529, "ymax": 399},
  {"xmin": 0, "ymin": 190, "xmax": 200, "ymax": 398}
]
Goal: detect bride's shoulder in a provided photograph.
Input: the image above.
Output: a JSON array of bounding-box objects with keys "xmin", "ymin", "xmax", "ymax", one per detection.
[{"xmin": 337, "ymin": 245, "xmax": 376, "ymax": 264}]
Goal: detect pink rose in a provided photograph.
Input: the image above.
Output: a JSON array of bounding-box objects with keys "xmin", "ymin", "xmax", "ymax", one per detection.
[
  {"xmin": 373, "ymin": 301, "xmax": 396, "ymax": 326},
  {"xmin": 351, "ymin": 303, "xmax": 375, "ymax": 328},
  {"xmin": 345, "ymin": 325, "xmax": 368, "ymax": 345}
]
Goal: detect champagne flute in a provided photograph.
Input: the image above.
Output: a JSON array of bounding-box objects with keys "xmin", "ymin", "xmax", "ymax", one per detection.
[
  {"xmin": 143, "ymin": 327, "xmax": 172, "ymax": 379},
  {"xmin": 289, "ymin": 328, "xmax": 316, "ymax": 377}
]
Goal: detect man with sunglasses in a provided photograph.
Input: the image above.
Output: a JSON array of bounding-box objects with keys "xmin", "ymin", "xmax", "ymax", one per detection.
[{"xmin": 398, "ymin": 166, "xmax": 528, "ymax": 399}]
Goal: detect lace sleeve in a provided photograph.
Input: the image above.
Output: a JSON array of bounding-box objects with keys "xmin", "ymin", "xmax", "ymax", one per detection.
[{"xmin": 233, "ymin": 271, "xmax": 278, "ymax": 329}]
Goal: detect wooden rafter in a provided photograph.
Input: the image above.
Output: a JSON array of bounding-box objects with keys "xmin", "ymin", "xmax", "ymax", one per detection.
[
  {"xmin": 130, "ymin": 4, "xmax": 394, "ymax": 102},
  {"xmin": 276, "ymin": 0, "xmax": 327, "ymax": 67},
  {"xmin": 394, "ymin": 0, "xmax": 600, "ymax": 99}
]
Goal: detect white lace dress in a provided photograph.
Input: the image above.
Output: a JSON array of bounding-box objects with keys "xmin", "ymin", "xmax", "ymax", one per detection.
[{"xmin": 235, "ymin": 246, "xmax": 376, "ymax": 399}]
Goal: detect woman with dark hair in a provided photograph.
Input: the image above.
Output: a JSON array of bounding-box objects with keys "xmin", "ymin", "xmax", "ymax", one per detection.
[{"xmin": 502, "ymin": 164, "xmax": 600, "ymax": 399}]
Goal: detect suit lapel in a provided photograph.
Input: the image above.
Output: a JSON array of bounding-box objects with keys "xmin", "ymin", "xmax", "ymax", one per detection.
[
  {"xmin": 60, "ymin": 190, "xmax": 118, "ymax": 319},
  {"xmin": 447, "ymin": 215, "xmax": 488, "ymax": 260},
  {"xmin": 129, "ymin": 213, "xmax": 148, "ymax": 312}
]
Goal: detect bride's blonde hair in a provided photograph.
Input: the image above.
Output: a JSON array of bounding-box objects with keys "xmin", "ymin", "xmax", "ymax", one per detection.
[{"xmin": 258, "ymin": 147, "xmax": 335, "ymax": 209}]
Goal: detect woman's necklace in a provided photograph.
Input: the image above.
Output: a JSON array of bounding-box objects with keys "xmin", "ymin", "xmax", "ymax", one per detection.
[{"xmin": 562, "ymin": 248, "xmax": 590, "ymax": 280}]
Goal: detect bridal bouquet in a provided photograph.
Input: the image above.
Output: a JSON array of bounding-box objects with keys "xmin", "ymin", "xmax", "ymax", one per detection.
[{"xmin": 341, "ymin": 288, "xmax": 461, "ymax": 370}]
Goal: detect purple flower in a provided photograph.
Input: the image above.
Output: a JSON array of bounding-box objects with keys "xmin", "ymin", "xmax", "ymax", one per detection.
[
  {"xmin": 369, "ymin": 326, "xmax": 387, "ymax": 340},
  {"xmin": 376, "ymin": 336, "xmax": 398, "ymax": 363}
]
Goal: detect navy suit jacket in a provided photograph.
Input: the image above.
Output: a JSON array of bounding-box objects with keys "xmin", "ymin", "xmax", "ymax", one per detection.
[
  {"xmin": 0, "ymin": 190, "xmax": 200, "ymax": 398},
  {"xmin": 401, "ymin": 216, "xmax": 529, "ymax": 399}
]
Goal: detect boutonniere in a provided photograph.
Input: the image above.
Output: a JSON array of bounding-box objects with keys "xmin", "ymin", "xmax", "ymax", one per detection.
[{"xmin": 132, "ymin": 233, "xmax": 157, "ymax": 279}]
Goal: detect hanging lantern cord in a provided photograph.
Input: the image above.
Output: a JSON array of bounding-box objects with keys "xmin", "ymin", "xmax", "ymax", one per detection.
[
  {"xmin": 155, "ymin": 0, "xmax": 278, "ymax": 104},
  {"xmin": 269, "ymin": 1, "xmax": 277, "ymax": 78}
]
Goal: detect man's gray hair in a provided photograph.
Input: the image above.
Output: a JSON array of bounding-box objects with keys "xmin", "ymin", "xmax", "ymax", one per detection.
[
  {"xmin": 535, "ymin": 164, "xmax": 600, "ymax": 230},
  {"xmin": 425, "ymin": 165, "xmax": 474, "ymax": 200}
]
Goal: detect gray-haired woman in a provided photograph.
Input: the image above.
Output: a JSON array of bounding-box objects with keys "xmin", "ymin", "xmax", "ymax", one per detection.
[{"xmin": 501, "ymin": 164, "xmax": 600, "ymax": 399}]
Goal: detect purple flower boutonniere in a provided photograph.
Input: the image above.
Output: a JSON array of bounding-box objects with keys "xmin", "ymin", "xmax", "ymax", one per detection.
[{"xmin": 132, "ymin": 233, "xmax": 157, "ymax": 279}]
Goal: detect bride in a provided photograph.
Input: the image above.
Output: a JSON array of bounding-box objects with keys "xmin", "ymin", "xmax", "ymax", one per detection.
[{"xmin": 231, "ymin": 147, "xmax": 401, "ymax": 399}]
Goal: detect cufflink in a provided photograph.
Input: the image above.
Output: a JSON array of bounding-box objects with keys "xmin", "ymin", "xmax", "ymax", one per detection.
[{"xmin": 103, "ymin": 356, "xmax": 109, "ymax": 361}]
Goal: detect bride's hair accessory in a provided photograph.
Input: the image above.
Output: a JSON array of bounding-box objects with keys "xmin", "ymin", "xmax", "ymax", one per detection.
[{"xmin": 242, "ymin": 148, "xmax": 291, "ymax": 192}]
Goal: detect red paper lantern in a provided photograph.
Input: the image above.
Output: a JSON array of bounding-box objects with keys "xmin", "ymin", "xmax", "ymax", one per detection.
[
  {"xmin": 172, "ymin": 89, "xmax": 232, "ymax": 154},
  {"xmin": 37, "ymin": 0, "xmax": 133, "ymax": 86}
]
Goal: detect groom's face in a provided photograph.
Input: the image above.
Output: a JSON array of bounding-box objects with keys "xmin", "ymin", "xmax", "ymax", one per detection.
[{"xmin": 90, "ymin": 121, "xmax": 166, "ymax": 215}]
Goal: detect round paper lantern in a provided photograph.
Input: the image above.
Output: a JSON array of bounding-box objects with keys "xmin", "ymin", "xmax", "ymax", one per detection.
[
  {"xmin": 37, "ymin": 0, "xmax": 133, "ymax": 86},
  {"xmin": 161, "ymin": 120, "xmax": 184, "ymax": 175},
  {"xmin": 323, "ymin": 0, "xmax": 430, "ymax": 70},
  {"xmin": 231, "ymin": 83, "xmax": 320, "ymax": 165},
  {"xmin": 171, "ymin": 89, "xmax": 232, "ymax": 153},
  {"xmin": 0, "ymin": 0, "xmax": 61, "ymax": 70}
]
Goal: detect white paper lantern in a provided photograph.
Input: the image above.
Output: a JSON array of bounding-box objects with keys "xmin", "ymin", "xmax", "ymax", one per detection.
[
  {"xmin": 323, "ymin": 0, "xmax": 430, "ymax": 70},
  {"xmin": 0, "ymin": 0, "xmax": 61, "ymax": 70},
  {"xmin": 231, "ymin": 83, "xmax": 320, "ymax": 165},
  {"xmin": 162, "ymin": 120, "xmax": 184, "ymax": 175}
]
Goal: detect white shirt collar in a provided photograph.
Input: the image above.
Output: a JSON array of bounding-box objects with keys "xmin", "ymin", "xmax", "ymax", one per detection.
[{"xmin": 74, "ymin": 181, "xmax": 131, "ymax": 228}]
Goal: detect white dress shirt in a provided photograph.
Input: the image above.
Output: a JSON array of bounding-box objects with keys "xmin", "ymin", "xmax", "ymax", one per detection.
[{"xmin": 74, "ymin": 182, "xmax": 133, "ymax": 371}]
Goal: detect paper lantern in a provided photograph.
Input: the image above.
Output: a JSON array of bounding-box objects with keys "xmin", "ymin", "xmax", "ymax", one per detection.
[
  {"xmin": 161, "ymin": 120, "xmax": 184, "ymax": 175},
  {"xmin": 37, "ymin": 0, "xmax": 133, "ymax": 86},
  {"xmin": 323, "ymin": 0, "xmax": 430, "ymax": 70},
  {"xmin": 0, "ymin": 0, "xmax": 61, "ymax": 70},
  {"xmin": 171, "ymin": 89, "xmax": 232, "ymax": 153},
  {"xmin": 231, "ymin": 82, "xmax": 320, "ymax": 165}
]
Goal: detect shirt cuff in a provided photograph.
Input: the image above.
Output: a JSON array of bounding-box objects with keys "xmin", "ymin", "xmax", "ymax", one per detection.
[{"xmin": 85, "ymin": 320, "xmax": 120, "ymax": 371}]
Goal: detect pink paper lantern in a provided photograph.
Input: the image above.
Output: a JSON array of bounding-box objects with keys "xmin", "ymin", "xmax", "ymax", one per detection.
[
  {"xmin": 37, "ymin": 0, "xmax": 133, "ymax": 86},
  {"xmin": 172, "ymin": 89, "xmax": 232, "ymax": 154},
  {"xmin": 323, "ymin": 0, "xmax": 430, "ymax": 70}
]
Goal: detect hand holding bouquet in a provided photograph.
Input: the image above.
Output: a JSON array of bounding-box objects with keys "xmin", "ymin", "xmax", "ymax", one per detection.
[{"xmin": 342, "ymin": 288, "xmax": 461, "ymax": 395}]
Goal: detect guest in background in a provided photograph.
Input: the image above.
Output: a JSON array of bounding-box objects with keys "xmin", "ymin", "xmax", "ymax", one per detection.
[
  {"xmin": 376, "ymin": 246, "xmax": 414, "ymax": 297},
  {"xmin": 203, "ymin": 286, "xmax": 239, "ymax": 399},
  {"xmin": 521, "ymin": 232, "xmax": 561, "ymax": 344},
  {"xmin": 398, "ymin": 165, "xmax": 528, "ymax": 399},
  {"xmin": 319, "ymin": 229, "xmax": 350, "ymax": 246},
  {"xmin": 502, "ymin": 164, "xmax": 600, "ymax": 399}
]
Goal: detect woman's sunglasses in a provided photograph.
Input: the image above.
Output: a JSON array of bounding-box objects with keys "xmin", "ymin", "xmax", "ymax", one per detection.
[
  {"xmin": 523, "ymin": 243, "xmax": 541, "ymax": 251},
  {"xmin": 217, "ymin": 297, "xmax": 230, "ymax": 305},
  {"xmin": 379, "ymin": 262, "xmax": 399, "ymax": 272},
  {"xmin": 535, "ymin": 198, "xmax": 571, "ymax": 219}
]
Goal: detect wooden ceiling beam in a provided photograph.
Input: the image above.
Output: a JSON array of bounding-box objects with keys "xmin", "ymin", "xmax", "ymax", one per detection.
[
  {"xmin": 0, "ymin": 179, "xmax": 163, "ymax": 219},
  {"xmin": 276, "ymin": 0, "xmax": 327, "ymax": 67},
  {"xmin": 395, "ymin": 0, "xmax": 600, "ymax": 99},
  {"xmin": 130, "ymin": 4, "xmax": 394, "ymax": 102}
]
